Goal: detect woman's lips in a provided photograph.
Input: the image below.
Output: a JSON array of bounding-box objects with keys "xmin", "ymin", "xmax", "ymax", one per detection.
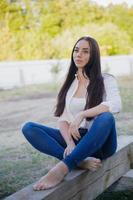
[{"xmin": 75, "ymin": 60, "xmax": 82, "ymax": 63}]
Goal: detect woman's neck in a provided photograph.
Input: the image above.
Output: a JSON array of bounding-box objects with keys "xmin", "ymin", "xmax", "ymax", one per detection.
[{"xmin": 77, "ymin": 69, "xmax": 89, "ymax": 83}]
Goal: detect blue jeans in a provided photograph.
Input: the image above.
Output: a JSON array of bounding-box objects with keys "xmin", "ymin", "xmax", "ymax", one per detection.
[{"xmin": 21, "ymin": 112, "xmax": 117, "ymax": 171}]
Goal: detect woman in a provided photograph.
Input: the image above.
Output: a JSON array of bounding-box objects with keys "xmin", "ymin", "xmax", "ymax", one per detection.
[{"xmin": 22, "ymin": 36, "xmax": 122, "ymax": 191}]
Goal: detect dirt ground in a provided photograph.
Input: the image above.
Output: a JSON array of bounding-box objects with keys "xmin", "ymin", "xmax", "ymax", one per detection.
[
  {"xmin": 0, "ymin": 95, "xmax": 58, "ymax": 150},
  {"xmin": 0, "ymin": 93, "xmax": 133, "ymax": 150}
]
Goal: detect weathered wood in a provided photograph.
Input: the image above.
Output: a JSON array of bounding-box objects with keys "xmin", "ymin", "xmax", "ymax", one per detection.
[
  {"xmin": 108, "ymin": 169, "xmax": 133, "ymax": 191},
  {"xmin": 129, "ymin": 141, "xmax": 133, "ymax": 168},
  {"xmin": 66, "ymin": 145, "xmax": 131, "ymax": 200},
  {"xmin": 5, "ymin": 136, "xmax": 133, "ymax": 200}
]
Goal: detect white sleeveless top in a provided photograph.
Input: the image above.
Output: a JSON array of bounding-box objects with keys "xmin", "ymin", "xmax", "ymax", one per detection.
[
  {"xmin": 69, "ymin": 97, "xmax": 87, "ymax": 128},
  {"xmin": 69, "ymin": 97, "xmax": 86, "ymax": 116}
]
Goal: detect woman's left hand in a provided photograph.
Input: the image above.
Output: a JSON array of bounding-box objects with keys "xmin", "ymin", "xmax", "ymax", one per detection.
[{"xmin": 69, "ymin": 111, "xmax": 84, "ymax": 141}]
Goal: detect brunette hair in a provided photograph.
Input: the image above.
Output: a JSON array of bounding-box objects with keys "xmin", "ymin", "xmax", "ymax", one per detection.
[{"xmin": 54, "ymin": 36, "xmax": 105, "ymax": 120}]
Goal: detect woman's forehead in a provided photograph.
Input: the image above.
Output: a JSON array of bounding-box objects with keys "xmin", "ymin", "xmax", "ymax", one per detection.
[{"xmin": 75, "ymin": 40, "xmax": 90, "ymax": 49}]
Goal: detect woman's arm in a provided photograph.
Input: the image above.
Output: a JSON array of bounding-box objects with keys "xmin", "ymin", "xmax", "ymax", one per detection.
[
  {"xmin": 59, "ymin": 121, "xmax": 76, "ymax": 158},
  {"xmin": 68, "ymin": 105, "xmax": 108, "ymax": 141},
  {"xmin": 101, "ymin": 74, "xmax": 122, "ymax": 113},
  {"xmin": 81, "ymin": 104, "xmax": 109, "ymax": 119},
  {"xmin": 58, "ymin": 121, "xmax": 75, "ymax": 145},
  {"xmin": 71, "ymin": 75, "xmax": 122, "ymax": 127},
  {"xmin": 69, "ymin": 104, "xmax": 109, "ymax": 130}
]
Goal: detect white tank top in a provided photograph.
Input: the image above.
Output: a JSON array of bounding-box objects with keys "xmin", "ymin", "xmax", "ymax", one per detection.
[
  {"xmin": 69, "ymin": 97, "xmax": 86, "ymax": 127},
  {"xmin": 70, "ymin": 97, "xmax": 86, "ymax": 115}
]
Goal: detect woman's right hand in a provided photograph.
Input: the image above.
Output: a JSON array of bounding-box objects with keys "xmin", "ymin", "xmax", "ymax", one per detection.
[{"xmin": 63, "ymin": 141, "xmax": 76, "ymax": 158}]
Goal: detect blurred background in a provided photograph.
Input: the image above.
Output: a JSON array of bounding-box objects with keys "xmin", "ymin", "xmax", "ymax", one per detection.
[
  {"xmin": 0, "ymin": 1, "xmax": 133, "ymax": 199},
  {"xmin": 0, "ymin": 0, "xmax": 133, "ymax": 89}
]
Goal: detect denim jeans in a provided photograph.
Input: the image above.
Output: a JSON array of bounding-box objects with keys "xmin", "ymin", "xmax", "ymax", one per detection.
[{"xmin": 21, "ymin": 112, "xmax": 117, "ymax": 171}]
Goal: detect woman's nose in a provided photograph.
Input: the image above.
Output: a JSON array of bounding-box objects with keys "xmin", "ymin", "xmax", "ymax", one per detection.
[{"xmin": 77, "ymin": 51, "xmax": 82, "ymax": 57}]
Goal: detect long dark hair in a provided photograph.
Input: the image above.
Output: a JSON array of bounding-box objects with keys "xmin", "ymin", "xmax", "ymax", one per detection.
[{"xmin": 54, "ymin": 36, "xmax": 105, "ymax": 120}]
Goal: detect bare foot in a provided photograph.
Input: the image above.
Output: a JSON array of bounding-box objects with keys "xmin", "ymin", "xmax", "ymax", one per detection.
[
  {"xmin": 78, "ymin": 157, "xmax": 102, "ymax": 171},
  {"xmin": 33, "ymin": 161, "xmax": 69, "ymax": 191}
]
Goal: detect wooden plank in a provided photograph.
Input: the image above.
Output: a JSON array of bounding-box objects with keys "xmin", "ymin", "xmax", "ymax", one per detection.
[
  {"xmin": 64, "ymin": 145, "xmax": 131, "ymax": 200},
  {"xmin": 108, "ymin": 169, "xmax": 133, "ymax": 191},
  {"xmin": 129, "ymin": 141, "xmax": 133, "ymax": 168},
  {"xmin": 5, "ymin": 136, "xmax": 133, "ymax": 200}
]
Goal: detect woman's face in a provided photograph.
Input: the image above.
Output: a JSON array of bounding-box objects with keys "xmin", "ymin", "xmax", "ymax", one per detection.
[{"xmin": 73, "ymin": 39, "xmax": 90, "ymax": 69}]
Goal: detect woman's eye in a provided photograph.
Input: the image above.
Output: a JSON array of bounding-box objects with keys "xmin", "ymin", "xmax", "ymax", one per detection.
[
  {"xmin": 73, "ymin": 49, "xmax": 89, "ymax": 54},
  {"xmin": 83, "ymin": 50, "xmax": 89, "ymax": 53}
]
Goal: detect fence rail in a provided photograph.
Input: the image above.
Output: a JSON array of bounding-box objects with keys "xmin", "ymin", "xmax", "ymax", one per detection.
[{"xmin": 0, "ymin": 55, "xmax": 133, "ymax": 89}]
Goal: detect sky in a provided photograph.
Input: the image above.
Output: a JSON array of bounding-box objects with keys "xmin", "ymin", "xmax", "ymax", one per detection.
[{"xmin": 92, "ymin": 0, "xmax": 133, "ymax": 7}]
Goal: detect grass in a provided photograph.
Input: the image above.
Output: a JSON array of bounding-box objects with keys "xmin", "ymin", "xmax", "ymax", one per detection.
[
  {"xmin": 0, "ymin": 82, "xmax": 59, "ymax": 102},
  {"xmin": 118, "ymin": 75, "xmax": 133, "ymax": 112},
  {"xmin": 0, "ymin": 75, "xmax": 133, "ymax": 199},
  {"xmin": 0, "ymin": 145, "xmax": 58, "ymax": 199}
]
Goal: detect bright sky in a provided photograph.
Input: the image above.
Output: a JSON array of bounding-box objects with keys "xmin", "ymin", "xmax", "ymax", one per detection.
[{"xmin": 92, "ymin": 0, "xmax": 133, "ymax": 7}]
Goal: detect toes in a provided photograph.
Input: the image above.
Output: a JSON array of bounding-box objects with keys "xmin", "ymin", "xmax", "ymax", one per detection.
[
  {"xmin": 91, "ymin": 158, "xmax": 102, "ymax": 166},
  {"xmin": 33, "ymin": 176, "xmax": 47, "ymax": 191},
  {"xmin": 38, "ymin": 183, "xmax": 47, "ymax": 190},
  {"xmin": 33, "ymin": 183, "xmax": 38, "ymax": 190},
  {"xmin": 89, "ymin": 161, "xmax": 102, "ymax": 171},
  {"xmin": 93, "ymin": 158, "xmax": 101, "ymax": 163},
  {"xmin": 92, "ymin": 163, "xmax": 102, "ymax": 169},
  {"xmin": 33, "ymin": 182, "xmax": 43, "ymax": 191},
  {"xmin": 33, "ymin": 184, "xmax": 45, "ymax": 191},
  {"xmin": 33, "ymin": 185, "xmax": 40, "ymax": 191}
]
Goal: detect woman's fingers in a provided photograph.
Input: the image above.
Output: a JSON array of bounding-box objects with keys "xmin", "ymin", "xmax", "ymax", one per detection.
[
  {"xmin": 69, "ymin": 125, "xmax": 81, "ymax": 141},
  {"xmin": 75, "ymin": 129, "xmax": 81, "ymax": 138},
  {"xmin": 63, "ymin": 149, "xmax": 67, "ymax": 158},
  {"xmin": 71, "ymin": 133, "xmax": 79, "ymax": 141},
  {"xmin": 63, "ymin": 144, "xmax": 75, "ymax": 158},
  {"xmin": 63, "ymin": 148, "xmax": 71, "ymax": 158},
  {"xmin": 71, "ymin": 130, "xmax": 81, "ymax": 141}
]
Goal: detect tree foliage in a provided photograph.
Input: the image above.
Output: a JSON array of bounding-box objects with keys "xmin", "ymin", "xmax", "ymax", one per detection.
[{"xmin": 0, "ymin": 0, "xmax": 133, "ymax": 60}]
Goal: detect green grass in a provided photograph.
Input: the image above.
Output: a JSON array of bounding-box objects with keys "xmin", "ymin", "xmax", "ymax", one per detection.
[
  {"xmin": 118, "ymin": 75, "xmax": 133, "ymax": 112},
  {"xmin": 0, "ymin": 82, "xmax": 59, "ymax": 102},
  {"xmin": 0, "ymin": 144, "xmax": 58, "ymax": 199}
]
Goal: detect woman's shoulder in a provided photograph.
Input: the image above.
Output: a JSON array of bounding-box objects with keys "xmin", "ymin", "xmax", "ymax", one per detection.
[
  {"xmin": 102, "ymin": 72, "xmax": 115, "ymax": 79},
  {"xmin": 102, "ymin": 73, "xmax": 116, "ymax": 82},
  {"xmin": 102, "ymin": 73, "xmax": 118, "ymax": 88}
]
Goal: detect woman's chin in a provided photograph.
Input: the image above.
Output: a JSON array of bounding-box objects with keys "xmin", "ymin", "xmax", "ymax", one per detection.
[{"xmin": 76, "ymin": 65, "xmax": 84, "ymax": 69}]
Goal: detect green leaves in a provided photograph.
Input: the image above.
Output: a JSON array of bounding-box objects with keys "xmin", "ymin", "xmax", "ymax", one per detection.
[{"xmin": 0, "ymin": 0, "xmax": 133, "ymax": 60}]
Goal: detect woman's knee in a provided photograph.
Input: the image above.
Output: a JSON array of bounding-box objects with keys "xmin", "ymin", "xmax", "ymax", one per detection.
[
  {"xmin": 97, "ymin": 112, "xmax": 115, "ymax": 124},
  {"xmin": 103, "ymin": 145, "xmax": 117, "ymax": 159},
  {"xmin": 21, "ymin": 121, "xmax": 35, "ymax": 137}
]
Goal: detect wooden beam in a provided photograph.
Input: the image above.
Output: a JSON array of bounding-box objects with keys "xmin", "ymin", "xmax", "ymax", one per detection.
[
  {"xmin": 5, "ymin": 136, "xmax": 133, "ymax": 200},
  {"xmin": 108, "ymin": 169, "xmax": 133, "ymax": 191},
  {"xmin": 129, "ymin": 142, "xmax": 133, "ymax": 168}
]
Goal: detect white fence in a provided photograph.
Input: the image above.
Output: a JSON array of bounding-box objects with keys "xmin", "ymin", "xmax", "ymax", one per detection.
[{"xmin": 0, "ymin": 55, "xmax": 133, "ymax": 89}]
